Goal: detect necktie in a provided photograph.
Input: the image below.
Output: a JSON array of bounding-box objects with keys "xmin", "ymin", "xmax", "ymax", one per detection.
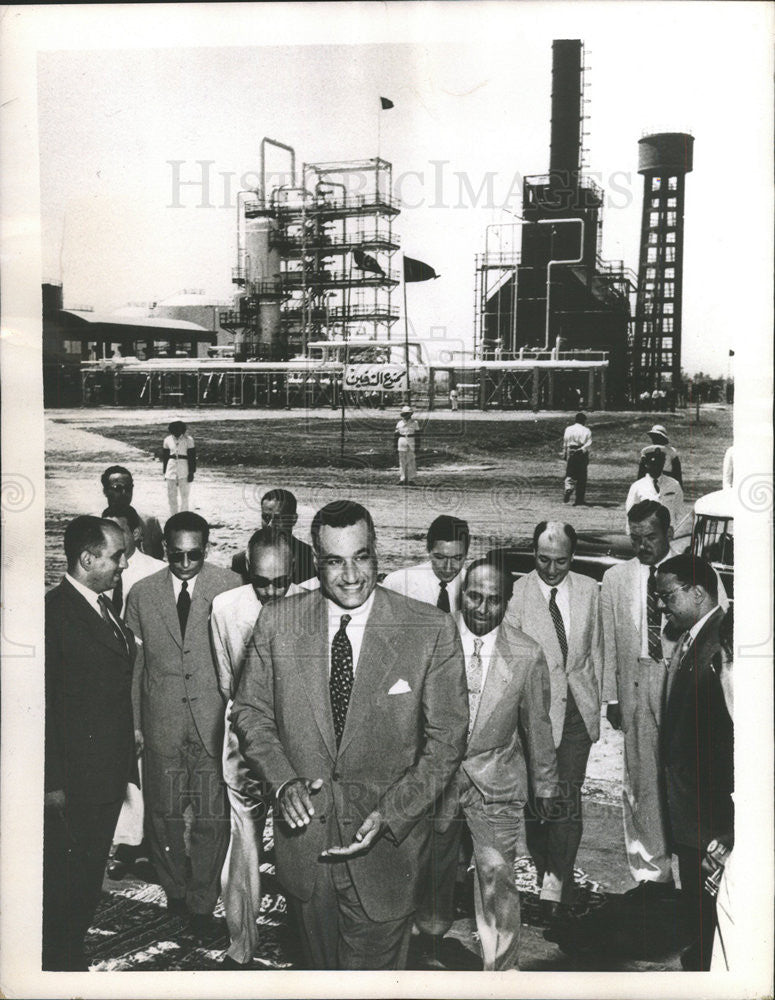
[
  {"xmin": 437, "ymin": 580, "xmax": 450, "ymax": 613},
  {"xmin": 652, "ymin": 476, "xmax": 660, "ymax": 494},
  {"xmin": 549, "ymin": 587, "xmax": 568, "ymax": 665},
  {"xmin": 647, "ymin": 566, "xmax": 663, "ymax": 660},
  {"xmin": 111, "ymin": 573, "xmax": 124, "ymax": 618},
  {"xmin": 98, "ymin": 594, "xmax": 129, "ymax": 654},
  {"xmin": 467, "ymin": 637, "xmax": 484, "ymax": 732},
  {"xmin": 330, "ymin": 614, "xmax": 353, "ymax": 747},
  {"xmin": 177, "ymin": 580, "xmax": 191, "ymax": 638}
]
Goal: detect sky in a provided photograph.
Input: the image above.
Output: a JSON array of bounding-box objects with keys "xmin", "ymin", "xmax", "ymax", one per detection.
[{"xmin": 35, "ymin": 2, "xmax": 773, "ymax": 377}]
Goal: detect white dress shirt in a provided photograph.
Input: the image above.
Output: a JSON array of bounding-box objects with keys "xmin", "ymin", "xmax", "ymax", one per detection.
[
  {"xmin": 381, "ymin": 560, "xmax": 465, "ymax": 612},
  {"xmin": 64, "ymin": 572, "xmax": 103, "ymax": 617},
  {"xmin": 171, "ymin": 569, "xmax": 198, "ymax": 601},
  {"xmin": 326, "ymin": 590, "xmax": 376, "ymax": 676},
  {"xmin": 563, "ymin": 422, "xmax": 592, "ymax": 456},
  {"xmin": 625, "ymin": 474, "xmax": 685, "ymax": 535},
  {"xmin": 535, "ymin": 574, "xmax": 571, "ymax": 638}
]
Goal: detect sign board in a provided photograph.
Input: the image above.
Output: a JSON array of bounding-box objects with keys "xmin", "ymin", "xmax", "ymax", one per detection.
[{"xmin": 344, "ymin": 363, "xmax": 406, "ymax": 391}]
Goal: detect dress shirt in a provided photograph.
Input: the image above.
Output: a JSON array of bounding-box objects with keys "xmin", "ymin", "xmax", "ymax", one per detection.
[
  {"xmin": 170, "ymin": 569, "xmax": 198, "ymax": 601},
  {"xmin": 381, "ymin": 560, "xmax": 465, "ymax": 612},
  {"xmin": 563, "ymin": 422, "xmax": 592, "ymax": 455},
  {"xmin": 625, "ymin": 474, "xmax": 685, "ymax": 534},
  {"xmin": 535, "ymin": 574, "xmax": 571, "ymax": 638},
  {"xmin": 395, "ymin": 417, "xmax": 419, "ymax": 452},
  {"xmin": 326, "ymin": 590, "xmax": 376, "ymax": 676},
  {"xmin": 456, "ymin": 617, "xmax": 498, "ymax": 693},
  {"xmin": 109, "ymin": 549, "xmax": 165, "ymax": 616},
  {"xmin": 65, "ymin": 572, "xmax": 104, "ymax": 617}
]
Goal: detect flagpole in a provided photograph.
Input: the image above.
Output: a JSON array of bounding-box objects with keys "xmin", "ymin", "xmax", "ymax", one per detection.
[
  {"xmin": 402, "ymin": 253, "xmax": 411, "ymax": 407},
  {"xmin": 341, "ymin": 251, "xmax": 354, "ymax": 459}
]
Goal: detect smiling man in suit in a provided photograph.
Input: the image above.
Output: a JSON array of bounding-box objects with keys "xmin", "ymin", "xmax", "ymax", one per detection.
[
  {"xmin": 125, "ymin": 511, "xmax": 241, "ymax": 936},
  {"xmin": 415, "ymin": 557, "xmax": 559, "ymax": 970},
  {"xmin": 44, "ymin": 516, "xmax": 136, "ymax": 970},
  {"xmin": 231, "ymin": 500, "xmax": 468, "ymax": 970},
  {"xmin": 505, "ymin": 521, "xmax": 602, "ymax": 927}
]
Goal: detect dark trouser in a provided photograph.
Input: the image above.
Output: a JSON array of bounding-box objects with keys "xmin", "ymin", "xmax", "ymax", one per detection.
[
  {"xmin": 415, "ymin": 816, "xmax": 463, "ymax": 938},
  {"xmin": 676, "ymin": 846, "xmax": 717, "ymax": 970},
  {"xmin": 42, "ymin": 795, "xmax": 123, "ymax": 970},
  {"xmin": 288, "ymin": 859, "xmax": 413, "ymax": 970},
  {"xmin": 526, "ymin": 689, "xmax": 592, "ymax": 904},
  {"xmin": 564, "ymin": 450, "xmax": 589, "ymax": 504},
  {"xmin": 144, "ymin": 740, "xmax": 229, "ymax": 915}
]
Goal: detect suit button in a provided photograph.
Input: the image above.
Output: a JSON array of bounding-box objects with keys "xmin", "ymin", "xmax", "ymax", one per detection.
[
  {"xmin": 319, "ymin": 816, "xmax": 327, "ymax": 823},
  {"xmin": 182, "ymin": 697, "xmax": 188, "ymax": 703},
  {"xmin": 333, "ymin": 772, "xmax": 340, "ymax": 781},
  {"xmin": 634, "ymin": 682, "xmax": 639, "ymax": 687},
  {"xmin": 185, "ymin": 674, "xmax": 192, "ymax": 679}
]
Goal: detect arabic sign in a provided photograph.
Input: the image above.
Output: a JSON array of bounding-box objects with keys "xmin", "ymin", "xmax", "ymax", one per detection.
[{"xmin": 344, "ymin": 364, "xmax": 407, "ymax": 392}]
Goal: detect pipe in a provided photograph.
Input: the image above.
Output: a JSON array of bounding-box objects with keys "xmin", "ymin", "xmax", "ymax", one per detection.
[
  {"xmin": 538, "ymin": 217, "xmax": 584, "ymax": 350},
  {"xmin": 260, "ymin": 138, "xmax": 296, "ymax": 207}
]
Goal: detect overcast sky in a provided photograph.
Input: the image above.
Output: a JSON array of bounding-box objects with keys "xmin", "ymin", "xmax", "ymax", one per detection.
[{"xmin": 36, "ymin": 2, "xmax": 772, "ymax": 376}]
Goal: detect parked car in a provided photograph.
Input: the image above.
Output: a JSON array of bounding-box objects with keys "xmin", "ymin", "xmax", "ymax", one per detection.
[{"xmin": 689, "ymin": 488, "xmax": 734, "ymax": 602}]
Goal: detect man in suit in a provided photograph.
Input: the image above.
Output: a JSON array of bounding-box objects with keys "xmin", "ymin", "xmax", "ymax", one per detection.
[
  {"xmin": 656, "ymin": 554, "xmax": 733, "ymax": 971},
  {"xmin": 601, "ymin": 500, "xmax": 730, "ymax": 899},
  {"xmin": 231, "ymin": 488, "xmax": 316, "ymax": 586},
  {"xmin": 381, "ymin": 514, "xmax": 470, "ymax": 613},
  {"xmin": 415, "ymin": 557, "xmax": 559, "ymax": 970},
  {"xmin": 44, "ymin": 516, "xmax": 136, "ymax": 970},
  {"xmin": 100, "ymin": 464, "xmax": 163, "ymax": 559},
  {"xmin": 231, "ymin": 500, "xmax": 469, "ymax": 970},
  {"xmin": 505, "ymin": 521, "xmax": 602, "ymax": 924},
  {"xmin": 125, "ymin": 511, "xmax": 241, "ymax": 936},
  {"xmin": 101, "ymin": 505, "xmax": 164, "ymax": 880},
  {"xmin": 211, "ymin": 528, "xmax": 301, "ymax": 969}
]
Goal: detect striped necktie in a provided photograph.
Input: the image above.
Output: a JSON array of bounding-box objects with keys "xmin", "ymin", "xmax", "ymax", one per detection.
[
  {"xmin": 549, "ymin": 587, "xmax": 568, "ymax": 665},
  {"xmin": 98, "ymin": 594, "xmax": 129, "ymax": 655},
  {"xmin": 647, "ymin": 566, "xmax": 663, "ymax": 660}
]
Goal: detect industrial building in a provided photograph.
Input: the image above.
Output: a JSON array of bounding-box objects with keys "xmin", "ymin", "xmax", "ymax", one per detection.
[{"xmin": 473, "ymin": 39, "xmax": 636, "ymax": 405}]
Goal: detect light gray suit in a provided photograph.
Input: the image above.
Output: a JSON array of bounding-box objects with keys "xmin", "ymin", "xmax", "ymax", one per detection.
[
  {"xmin": 126, "ymin": 562, "xmax": 241, "ymax": 914},
  {"xmin": 231, "ymin": 585, "xmax": 469, "ymax": 969},
  {"xmin": 506, "ymin": 570, "xmax": 602, "ymax": 904},
  {"xmin": 417, "ymin": 618, "xmax": 559, "ymax": 969}
]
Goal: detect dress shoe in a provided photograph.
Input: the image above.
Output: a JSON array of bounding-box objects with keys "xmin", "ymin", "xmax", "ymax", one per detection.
[
  {"xmin": 106, "ymin": 858, "xmax": 129, "ymax": 880},
  {"xmin": 221, "ymin": 955, "xmax": 260, "ymax": 970},
  {"xmin": 624, "ymin": 880, "xmax": 676, "ymax": 901},
  {"xmin": 166, "ymin": 897, "xmax": 188, "ymax": 918},
  {"xmin": 189, "ymin": 912, "xmax": 216, "ymax": 941}
]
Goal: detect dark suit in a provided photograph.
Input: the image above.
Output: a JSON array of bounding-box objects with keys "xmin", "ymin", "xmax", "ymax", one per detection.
[
  {"xmin": 231, "ymin": 534, "xmax": 316, "ymax": 586},
  {"xmin": 126, "ymin": 562, "xmax": 241, "ymax": 914},
  {"xmin": 43, "ymin": 578, "xmax": 136, "ymax": 969},
  {"xmin": 662, "ymin": 606, "xmax": 733, "ymax": 969},
  {"xmin": 231, "ymin": 586, "xmax": 468, "ymax": 969}
]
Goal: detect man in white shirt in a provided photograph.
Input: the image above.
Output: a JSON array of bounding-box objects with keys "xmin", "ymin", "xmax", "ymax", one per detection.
[
  {"xmin": 381, "ymin": 515, "xmax": 470, "ymax": 615},
  {"xmin": 100, "ymin": 465, "xmax": 163, "ymax": 559},
  {"xmin": 625, "ymin": 445, "xmax": 688, "ymax": 541},
  {"xmin": 101, "ymin": 505, "xmax": 164, "ymax": 880},
  {"xmin": 562, "ymin": 412, "xmax": 592, "ymax": 506},
  {"xmin": 211, "ymin": 529, "xmax": 300, "ymax": 969},
  {"xmin": 415, "ymin": 557, "xmax": 559, "ymax": 970},
  {"xmin": 394, "ymin": 405, "xmax": 421, "ymax": 485}
]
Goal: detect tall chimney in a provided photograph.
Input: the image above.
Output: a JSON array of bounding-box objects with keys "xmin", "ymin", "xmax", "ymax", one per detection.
[{"xmin": 549, "ymin": 39, "xmax": 583, "ymax": 182}]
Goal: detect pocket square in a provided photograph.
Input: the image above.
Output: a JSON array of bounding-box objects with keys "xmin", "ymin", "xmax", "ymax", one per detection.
[{"xmin": 388, "ymin": 679, "xmax": 412, "ymax": 695}]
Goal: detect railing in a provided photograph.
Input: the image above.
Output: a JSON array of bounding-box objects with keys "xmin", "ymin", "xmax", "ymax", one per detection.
[{"xmin": 279, "ymin": 267, "xmax": 400, "ymax": 286}]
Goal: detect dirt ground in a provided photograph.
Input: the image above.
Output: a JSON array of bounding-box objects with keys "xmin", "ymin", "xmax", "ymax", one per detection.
[{"xmin": 44, "ymin": 403, "xmax": 732, "ymax": 807}]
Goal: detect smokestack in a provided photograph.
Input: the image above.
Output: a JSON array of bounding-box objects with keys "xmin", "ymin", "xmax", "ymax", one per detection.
[{"xmin": 549, "ymin": 39, "xmax": 583, "ymax": 182}]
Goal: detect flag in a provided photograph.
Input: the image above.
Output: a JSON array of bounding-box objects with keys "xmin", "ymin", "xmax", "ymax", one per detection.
[
  {"xmin": 380, "ymin": 96, "xmax": 394, "ymax": 110},
  {"xmin": 403, "ymin": 256, "xmax": 439, "ymax": 282},
  {"xmin": 728, "ymin": 349, "xmax": 735, "ymax": 357},
  {"xmin": 353, "ymin": 247, "xmax": 385, "ymax": 277}
]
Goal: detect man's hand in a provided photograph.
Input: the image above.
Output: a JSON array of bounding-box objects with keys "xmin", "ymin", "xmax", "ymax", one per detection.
[
  {"xmin": 45, "ymin": 789, "xmax": 66, "ymax": 816},
  {"xmin": 134, "ymin": 729, "xmax": 144, "ymax": 756},
  {"xmin": 278, "ymin": 777, "xmax": 323, "ymax": 829},
  {"xmin": 321, "ymin": 810, "xmax": 384, "ymax": 858},
  {"xmin": 606, "ymin": 702, "xmax": 622, "ymax": 730}
]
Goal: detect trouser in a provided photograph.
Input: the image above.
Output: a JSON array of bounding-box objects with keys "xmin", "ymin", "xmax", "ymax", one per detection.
[
  {"xmin": 144, "ymin": 741, "xmax": 229, "ymax": 915},
  {"xmin": 398, "ymin": 448, "xmax": 417, "ymax": 483},
  {"xmin": 220, "ymin": 783, "xmax": 267, "ymax": 963},
  {"xmin": 526, "ymin": 689, "xmax": 592, "ymax": 904},
  {"xmin": 416, "ymin": 785, "xmax": 523, "ymax": 970},
  {"xmin": 622, "ymin": 658, "xmax": 673, "ymax": 884},
  {"xmin": 564, "ymin": 450, "xmax": 588, "ymax": 503},
  {"xmin": 710, "ymin": 849, "xmax": 736, "ymax": 971},
  {"xmin": 676, "ymin": 846, "xmax": 718, "ymax": 970},
  {"xmin": 42, "ymin": 795, "xmax": 123, "ymax": 970},
  {"xmin": 113, "ymin": 775, "xmax": 144, "ymax": 848},
  {"xmin": 166, "ymin": 478, "xmax": 191, "ymax": 514},
  {"xmin": 288, "ymin": 859, "xmax": 413, "ymax": 970}
]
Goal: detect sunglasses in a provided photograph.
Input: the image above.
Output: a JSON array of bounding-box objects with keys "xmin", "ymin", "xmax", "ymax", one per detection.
[
  {"xmin": 168, "ymin": 548, "xmax": 204, "ymax": 564},
  {"xmin": 251, "ymin": 574, "xmax": 292, "ymax": 590}
]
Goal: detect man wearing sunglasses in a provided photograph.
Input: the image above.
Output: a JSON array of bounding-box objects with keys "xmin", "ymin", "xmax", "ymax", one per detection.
[
  {"xmin": 125, "ymin": 512, "xmax": 241, "ymax": 939},
  {"xmin": 210, "ymin": 529, "xmax": 301, "ymax": 968}
]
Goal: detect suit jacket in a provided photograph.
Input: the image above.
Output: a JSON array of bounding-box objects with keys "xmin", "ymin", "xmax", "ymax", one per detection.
[
  {"xmin": 126, "ymin": 562, "xmax": 242, "ymax": 757},
  {"xmin": 230, "ymin": 585, "xmax": 468, "ymax": 922},
  {"xmin": 601, "ymin": 555, "xmax": 729, "ymax": 731},
  {"xmin": 661, "ymin": 607, "xmax": 733, "ymax": 850},
  {"xmin": 505, "ymin": 570, "xmax": 602, "ymax": 746},
  {"xmin": 45, "ymin": 578, "xmax": 137, "ymax": 802},
  {"xmin": 231, "ymin": 535, "xmax": 316, "ymax": 586},
  {"xmin": 444, "ymin": 619, "xmax": 559, "ymax": 821}
]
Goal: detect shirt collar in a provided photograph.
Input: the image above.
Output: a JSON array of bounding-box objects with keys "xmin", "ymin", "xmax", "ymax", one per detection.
[
  {"xmin": 688, "ymin": 606, "xmax": 720, "ymax": 643},
  {"xmin": 65, "ymin": 572, "xmax": 103, "ymax": 614},
  {"xmin": 535, "ymin": 573, "xmax": 570, "ymax": 601},
  {"xmin": 169, "ymin": 568, "xmax": 199, "ymax": 598},
  {"xmin": 326, "ymin": 588, "xmax": 376, "ymax": 627},
  {"xmin": 457, "ymin": 616, "xmax": 499, "ymax": 654}
]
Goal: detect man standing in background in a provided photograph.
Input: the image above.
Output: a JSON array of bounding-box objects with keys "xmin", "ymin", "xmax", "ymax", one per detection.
[
  {"xmin": 562, "ymin": 413, "xmax": 591, "ymax": 506},
  {"xmin": 382, "ymin": 514, "xmax": 470, "ymax": 614},
  {"xmin": 100, "ymin": 465, "xmax": 163, "ymax": 558},
  {"xmin": 394, "ymin": 404, "xmax": 421, "ymax": 485}
]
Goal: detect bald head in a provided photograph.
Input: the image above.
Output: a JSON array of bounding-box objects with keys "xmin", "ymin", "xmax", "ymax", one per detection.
[
  {"xmin": 247, "ymin": 528, "xmax": 294, "ymax": 604},
  {"xmin": 533, "ymin": 521, "xmax": 575, "ymax": 587}
]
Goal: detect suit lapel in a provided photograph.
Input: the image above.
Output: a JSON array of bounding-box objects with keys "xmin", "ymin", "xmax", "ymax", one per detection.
[
  {"xmin": 627, "ymin": 559, "xmax": 642, "ymax": 633},
  {"xmin": 527, "ymin": 572, "xmax": 563, "ymax": 667},
  {"xmin": 468, "ymin": 627, "xmax": 512, "ymax": 750},
  {"xmin": 337, "ymin": 589, "xmax": 394, "ymax": 759},
  {"xmin": 157, "ymin": 571, "xmax": 183, "ymax": 647},
  {"xmin": 565, "ymin": 573, "xmax": 583, "ymax": 668},
  {"xmin": 61, "ymin": 579, "xmax": 133, "ymax": 662},
  {"xmin": 293, "ymin": 592, "xmax": 336, "ymax": 760}
]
